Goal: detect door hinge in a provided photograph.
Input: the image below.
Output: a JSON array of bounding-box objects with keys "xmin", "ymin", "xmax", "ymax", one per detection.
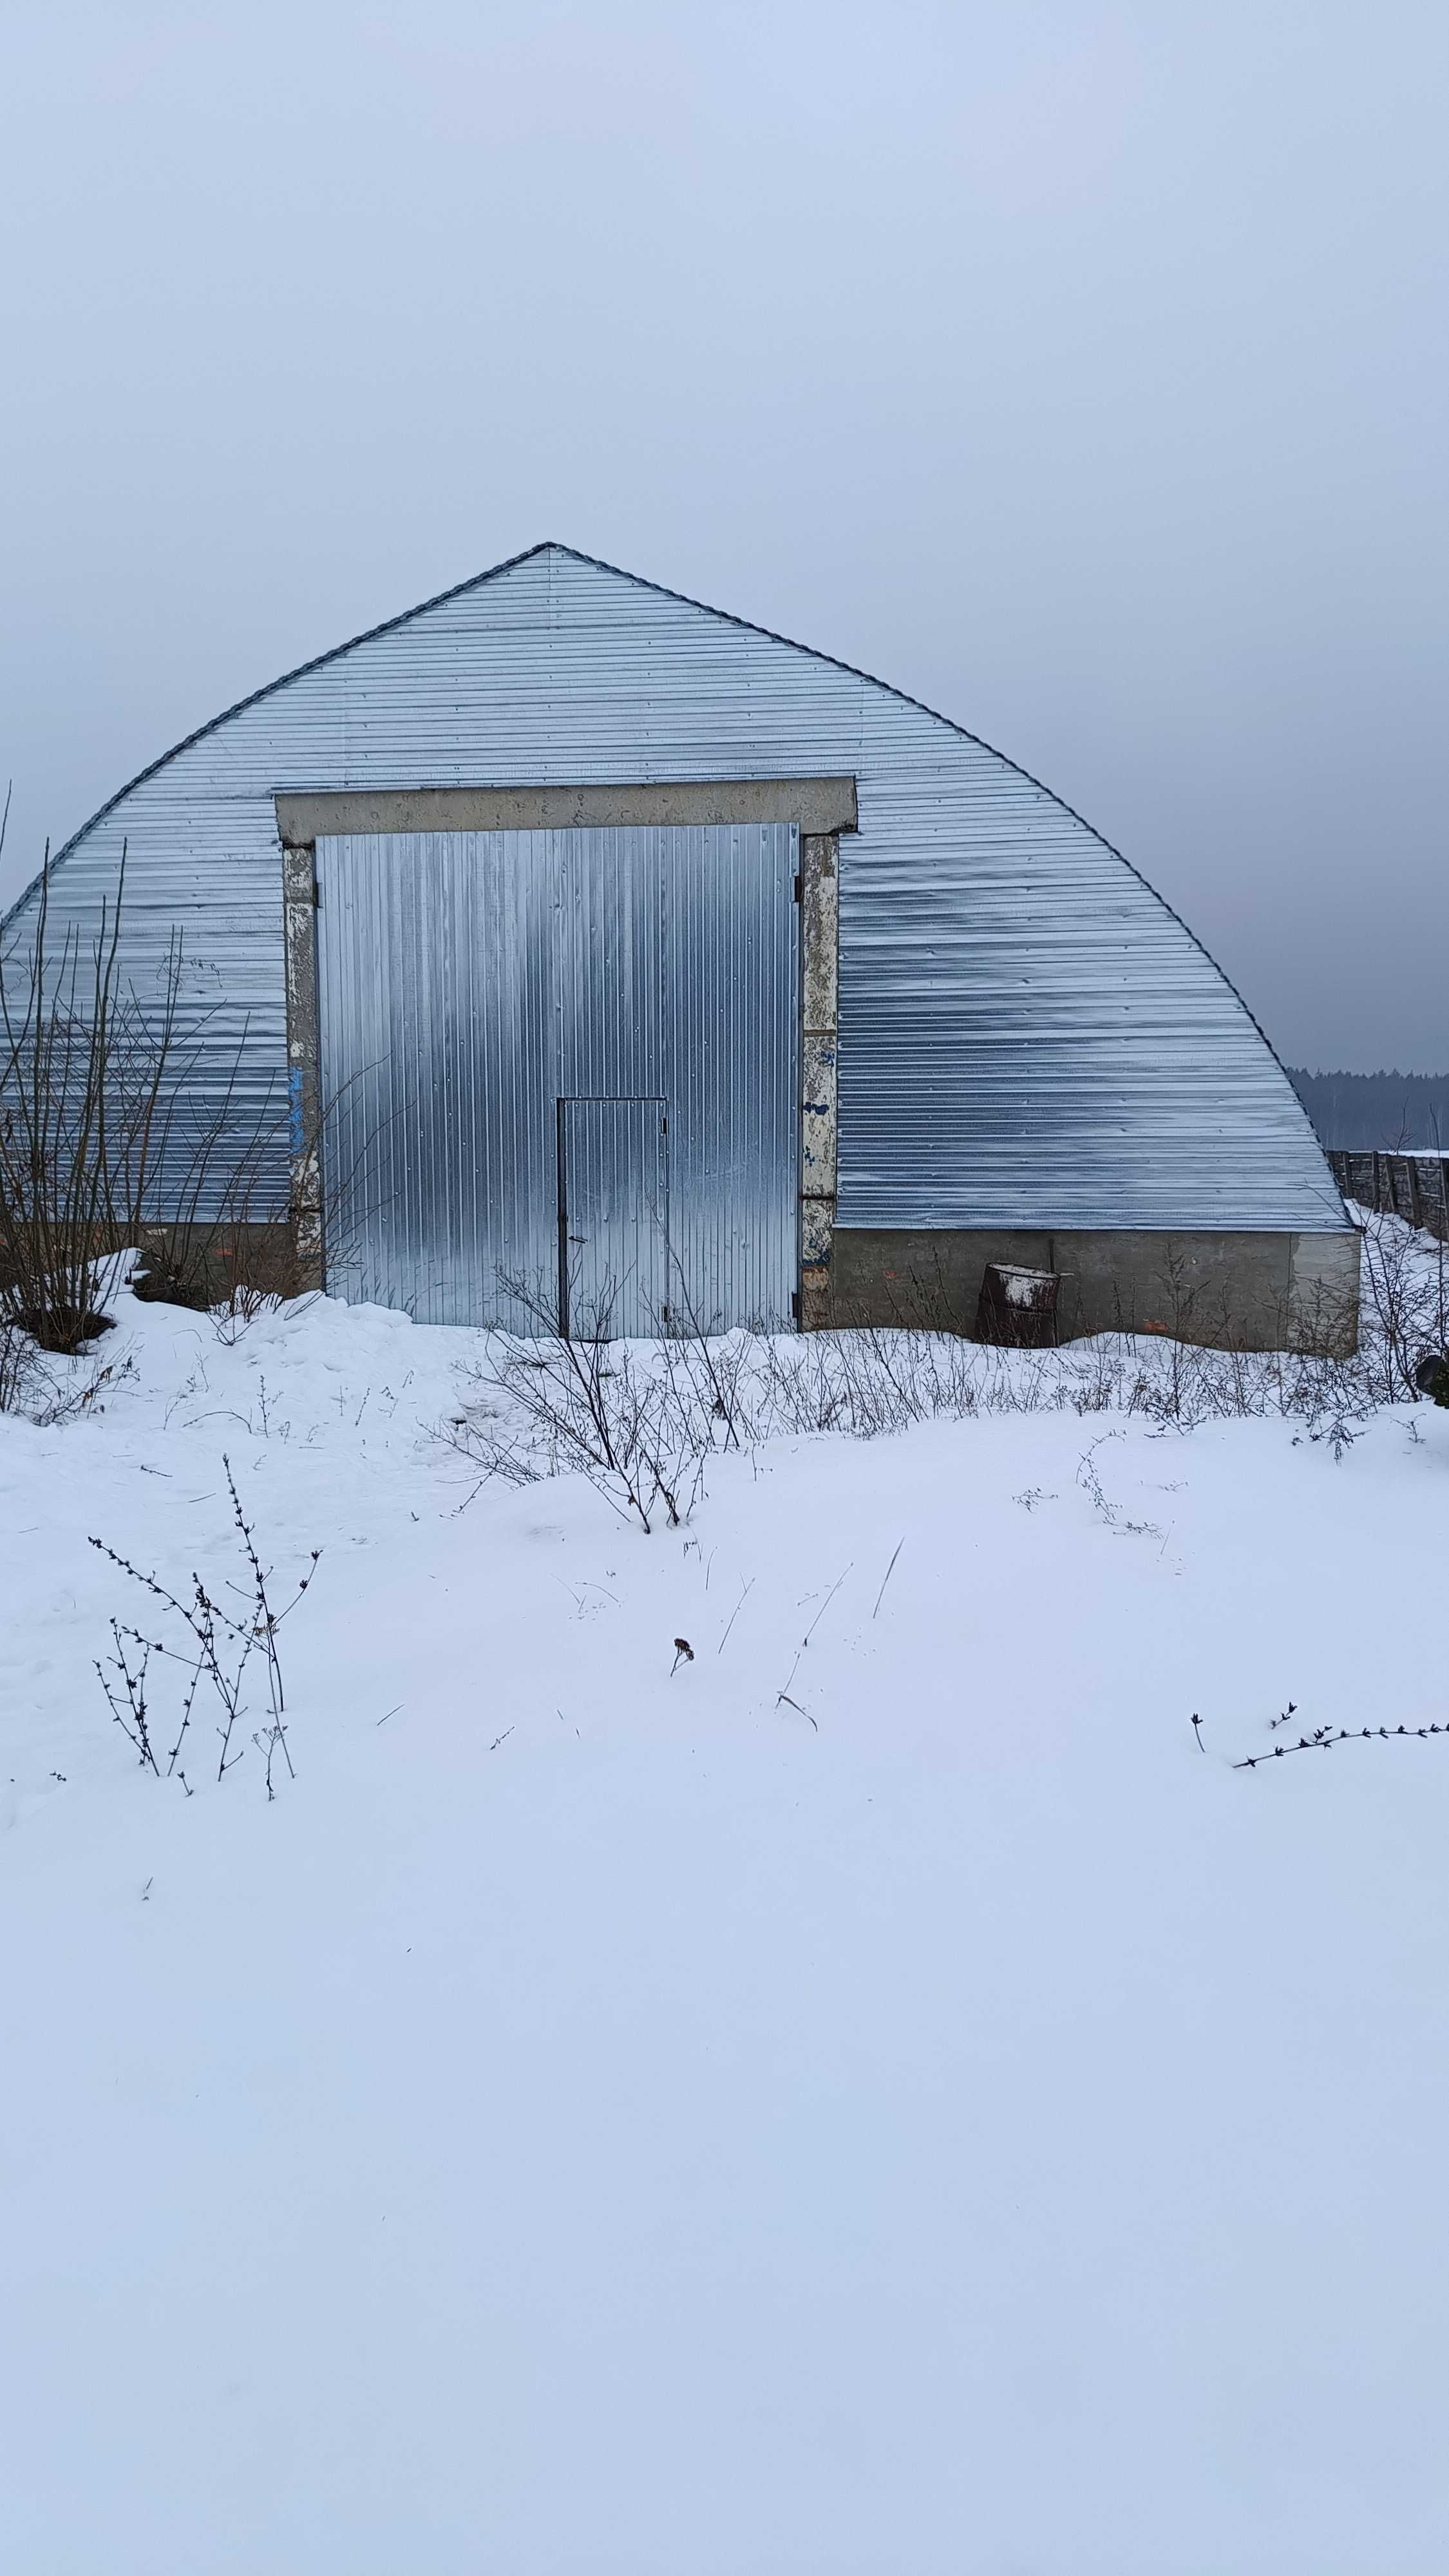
[
  {"xmin": 791, "ymin": 1289, "xmax": 801, "ymax": 1322},
  {"xmin": 312, "ymin": 878, "xmax": 321, "ymax": 909},
  {"xmin": 793, "ymin": 873, "xmax": 802, "ymax": 903}
]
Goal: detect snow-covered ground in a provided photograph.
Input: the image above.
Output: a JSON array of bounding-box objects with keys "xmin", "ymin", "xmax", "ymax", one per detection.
[{"xmin": 5, "ymin": 1264, "xmax": 1449, "ymax": 2574}]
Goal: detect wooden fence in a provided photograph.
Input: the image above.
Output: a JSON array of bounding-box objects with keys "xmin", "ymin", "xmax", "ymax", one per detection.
[{"xmin": 1329, "ymin": 1150, "xmax": 1449, "ymax": 1243}]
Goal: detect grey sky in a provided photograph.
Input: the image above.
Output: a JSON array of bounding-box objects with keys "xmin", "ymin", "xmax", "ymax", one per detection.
[{"xmin": 3, "ymin": 0, "xmax": 1444, "ymax": 1070}]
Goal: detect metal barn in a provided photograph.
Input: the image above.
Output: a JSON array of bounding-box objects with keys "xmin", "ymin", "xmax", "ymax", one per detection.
[{"xmin": 3, "ymin": 544, "xmax": 1358, "ymax": 1345}]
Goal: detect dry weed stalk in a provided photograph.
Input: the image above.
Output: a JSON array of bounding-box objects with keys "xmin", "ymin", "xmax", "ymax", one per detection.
[
  {"xmin": 91, "ymin": 1458, "xmax": 320, "ymax": 1795},
  {"xmin": 1235, "ymin": 1719, "xmax": 1448, "ymax": 1768}
]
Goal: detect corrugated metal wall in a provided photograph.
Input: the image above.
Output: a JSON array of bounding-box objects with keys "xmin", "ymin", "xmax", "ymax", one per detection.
[
  {"xmin": 315, "ymin": 823, "xmax": 799, "ymax": 1331},
  {"xmin": 3, "ymin": 542, "xmax": 1347, "ymax": 1239}
]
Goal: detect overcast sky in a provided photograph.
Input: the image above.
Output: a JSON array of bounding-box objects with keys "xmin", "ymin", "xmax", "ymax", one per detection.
[{"xmin": 3, "ymin": 0, "xmax": 1444, "ymax": 1070}]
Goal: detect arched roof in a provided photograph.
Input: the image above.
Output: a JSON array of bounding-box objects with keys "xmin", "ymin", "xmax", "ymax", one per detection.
[{"xmin": 3, "ymin": 542, "xmax": 1344, "ymax": 1233}]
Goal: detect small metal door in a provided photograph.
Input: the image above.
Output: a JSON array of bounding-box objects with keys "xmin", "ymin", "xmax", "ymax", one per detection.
[{"xmin": 556, "ymin": 1095, "xmax": 668, "ymax": 1340}]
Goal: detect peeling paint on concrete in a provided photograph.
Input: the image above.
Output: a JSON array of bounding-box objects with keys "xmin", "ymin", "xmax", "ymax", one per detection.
[
  {"xmin": 281, "ymin": 844, "xmax": 323, "ymax": 1282},
  {"xmin": 800, "ymin": 830, "xmax": 839, "ymax": 1328}
]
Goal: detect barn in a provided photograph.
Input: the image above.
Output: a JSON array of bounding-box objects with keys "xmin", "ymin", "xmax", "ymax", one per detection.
[{"xmin": 3, "ymin": 542, "xmax": 1357, "ymax": 1347}]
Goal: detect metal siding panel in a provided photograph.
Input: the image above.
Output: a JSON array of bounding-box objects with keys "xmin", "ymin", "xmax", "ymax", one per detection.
[
  {"xmin": 560, "ymin": 1096, "xmax": 668, "ymax": 1338},
  {"xmin": 8, "ymin": 544, "xmax": 1345, "ymax": 1242},
  {"xmin": 1, "ymin": 794, "xmax": 289, "ymax": 1214},
  {"xmin": 661, "ymin": 822, "xmax": 799, "ymax": 1331}
]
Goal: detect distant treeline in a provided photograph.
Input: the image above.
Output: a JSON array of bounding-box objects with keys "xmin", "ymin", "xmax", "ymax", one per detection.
[{"xmin": 1287, "ymin": 1068, "xmax": 1449, "ymax": 1151}]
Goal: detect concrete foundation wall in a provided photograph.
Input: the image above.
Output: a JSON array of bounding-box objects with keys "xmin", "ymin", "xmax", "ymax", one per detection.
[
  {"xmin": 825, "ymin": 1227, "xmax": 1361, "ymax": 1354},
  {"xmin": 118, "ymin": 1218, "xmax": 1361, "ymax": 1355}
]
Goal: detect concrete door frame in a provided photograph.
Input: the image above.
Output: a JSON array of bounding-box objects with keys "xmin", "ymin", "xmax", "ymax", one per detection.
[{"xmin": 278, "ymin": 780, "xmax": 857, "ymax": 1314}]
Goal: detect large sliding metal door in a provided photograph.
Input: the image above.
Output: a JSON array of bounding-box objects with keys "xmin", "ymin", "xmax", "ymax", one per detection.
[{"xmin": 315, "ymin": 822, "xmax": 798, "ymax": 1332}]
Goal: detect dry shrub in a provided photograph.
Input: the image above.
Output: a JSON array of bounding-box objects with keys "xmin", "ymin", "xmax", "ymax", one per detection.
[
  {"xmin": 446, "ymin": 1211, "xmax": 1446, "ymax": 1514},
  {"xmin": 450, "ymin": 1273, "xmax": 720, "ymax": 1531},
  {"xmin": 1, "ymin": 840, "xmax": 290, "ymax": 1379},
  {"xmin": 1, "ymin": 848, "xmax": 166, "ymax": 1350}
]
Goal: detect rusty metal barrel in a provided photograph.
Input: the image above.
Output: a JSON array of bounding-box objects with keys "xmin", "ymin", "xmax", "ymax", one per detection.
[{"xmin": 974, "ymin": 1262, "xmax": 1060, "ymax": 1348}]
